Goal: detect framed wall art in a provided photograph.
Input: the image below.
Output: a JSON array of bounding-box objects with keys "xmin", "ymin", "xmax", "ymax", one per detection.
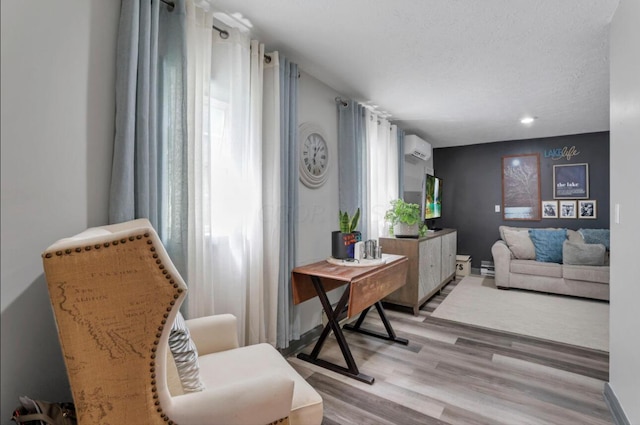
[
  {"xmin": 542, "ymin": 200, "xmax": 558, "ymax": 218},
  {"xmin": 559, "ymin": 200, "xmax": 577, "ymax": 218},
  {"xmin": 502, "ymin": 153, "xmax": 541, "ymax": 221},
  {"xmin": 553, "ymin": 163, "xmax": 589, "ymax": 199},
  {"xmin": 578, "ymin": 200, "xmax": 597, "ymax": 219}
]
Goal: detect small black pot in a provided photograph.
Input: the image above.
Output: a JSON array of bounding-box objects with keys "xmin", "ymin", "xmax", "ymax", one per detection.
[{"xmin": 331, "ymin": 231, "xmax": 362, "ymax": 259}]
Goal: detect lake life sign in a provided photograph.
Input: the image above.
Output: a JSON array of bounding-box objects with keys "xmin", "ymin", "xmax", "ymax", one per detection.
[{"xmin": 544, "ymin": 145, "xmax": 581, "ymax": 161}]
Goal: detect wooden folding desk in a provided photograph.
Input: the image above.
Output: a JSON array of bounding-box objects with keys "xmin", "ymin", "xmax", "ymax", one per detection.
[{"xmin": 291, "ymin": 254, "xmax": 409, "ymax": 384}]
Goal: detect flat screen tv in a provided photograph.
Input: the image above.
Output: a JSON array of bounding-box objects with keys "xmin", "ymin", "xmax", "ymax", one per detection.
[{"xmin": 424, "ymin": 174, "xmax": 443, "ymax": 220}]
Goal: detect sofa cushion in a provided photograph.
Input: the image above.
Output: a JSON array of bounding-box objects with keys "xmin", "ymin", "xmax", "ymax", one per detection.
[
  {"xmin": 528, "ymin": 229, "xmax": 567, "ymax": 263},
  {"xmin": 579, "ymin": 228, "xmax": 610, "ymax": 250},
  {"xmin": 563, "ymin": 265, "xmax": 610, "ymax": 284},
  {"xmin": 511, "ymin": 259, "xmax": 563, "ymax": 278},
  {"xmin": 563, "ymin": 240, "xmax": 606, "ymax": 266},
  {"xmin": 502, "ymin": 227, "xmax": 536, "ymax": 260}
]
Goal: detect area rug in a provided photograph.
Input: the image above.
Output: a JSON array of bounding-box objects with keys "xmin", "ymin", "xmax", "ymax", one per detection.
[{"xmin": 431, "ymin": 275, "xmax": 609, "ymax": 351}]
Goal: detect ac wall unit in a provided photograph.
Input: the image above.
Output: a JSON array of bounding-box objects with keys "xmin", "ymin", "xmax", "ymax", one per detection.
[{"xmin": 404, "ymin": 134, "xmax": 432, "ymax": 160}]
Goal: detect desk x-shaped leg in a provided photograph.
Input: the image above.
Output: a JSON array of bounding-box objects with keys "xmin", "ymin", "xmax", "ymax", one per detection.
[{"xmin": 297, "ymin": 275, "xmax": 408, "ymax": 384}]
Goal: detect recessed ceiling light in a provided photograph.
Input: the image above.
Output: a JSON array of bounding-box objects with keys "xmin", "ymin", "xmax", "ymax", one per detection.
[{"xmin": 520, "ymin": 116, "xmax": 536, "ymax": 124}]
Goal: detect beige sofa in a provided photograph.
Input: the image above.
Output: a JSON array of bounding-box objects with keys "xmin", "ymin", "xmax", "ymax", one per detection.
[{"xmin": 491, "ymin": 226, "xmax": 609, "ymax": 301}]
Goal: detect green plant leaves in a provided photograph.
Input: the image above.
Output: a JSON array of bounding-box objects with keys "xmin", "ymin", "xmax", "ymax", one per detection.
[
  {"xmin": 384, "ymin": 199, "xmax": 421, "ymax": 226},
  {"xmin": 339, "ymin": 211, "xmax": 350, "ymax": 233},
  {"xmin": 349, "ymin": 208, "xmax": 360, "ymax": 232},
  {"xmin": 339, "ymin": 207, "xmax": 360, "ymax": 233}
]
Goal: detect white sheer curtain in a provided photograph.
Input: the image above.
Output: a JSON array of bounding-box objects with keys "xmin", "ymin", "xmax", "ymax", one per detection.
[
  {"xmin": 262, "ymin": 52, "xmax": 282, "ymax": 346},
  {"xmin": 185, "ymin": 1, "xmax": 278, "ymax": 346},
  {"xmin": 185, "ymin": 0, "xmax": 214, "ymax": 318},
  {"xmin": 388, "ymin": 124, "xmax": 399, "ymax": 206},
  {"xmin": 365, "ymin": 110, "xmax": 399, "ymax": 239}
]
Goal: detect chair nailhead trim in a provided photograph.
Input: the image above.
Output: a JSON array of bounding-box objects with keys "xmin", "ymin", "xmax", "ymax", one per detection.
[
  {"xmin": 41, "ymin": 230, "xmax": 183, "ymax": 425},
  {"xmin": 150, "ymin": 236, "xmax": 181, "ymax": 424}
]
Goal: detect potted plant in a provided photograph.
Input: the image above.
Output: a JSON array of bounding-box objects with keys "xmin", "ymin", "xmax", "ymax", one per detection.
[
  {"xmin": 384, "ymin": 199, "xmax": 427, "ymax": 238},
  {"xmin": 331, "ymin": 208, "xmax": 361, "ymax": 259}
]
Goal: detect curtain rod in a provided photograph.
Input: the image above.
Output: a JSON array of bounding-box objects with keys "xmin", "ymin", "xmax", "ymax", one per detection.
[
  {"xmin": 211, "ymin": 23, "xmax": 230, "ymax": 40},
  {"xmin": 335, "ymin": 97, "xmax": 348, "ymax": 107},
  {"xmin": 159, "ymin": 0, "xmax": 176, "ymax": 11},
  {"xmin": 159, "ymin": 0, "xmax": 271, "ymax": 63}
]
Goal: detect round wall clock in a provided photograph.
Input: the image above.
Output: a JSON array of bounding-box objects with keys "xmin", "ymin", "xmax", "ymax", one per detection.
[{"xmin": 298, "ymin": 122, "xmax": 330, "ymax": 188}]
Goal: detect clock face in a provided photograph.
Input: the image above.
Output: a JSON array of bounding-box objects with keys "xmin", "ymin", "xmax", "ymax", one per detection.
[
  {"xmin": 298, "ymin": 123, "xmax": 330, "ymax": 188},
  {"xmin": 302, "ymin": 133, "xmax": 328, "ymax": 177}
]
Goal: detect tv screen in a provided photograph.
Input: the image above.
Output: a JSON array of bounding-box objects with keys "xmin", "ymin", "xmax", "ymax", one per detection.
[{"xmin": 424, "ymin": 174, "xmax": 442, "ymax": 220}]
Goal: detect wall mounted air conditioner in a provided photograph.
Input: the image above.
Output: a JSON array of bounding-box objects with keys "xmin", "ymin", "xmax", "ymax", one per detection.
[{"xmin": 404, "ymin": 134, "xmax": 432, "ymax": 160}]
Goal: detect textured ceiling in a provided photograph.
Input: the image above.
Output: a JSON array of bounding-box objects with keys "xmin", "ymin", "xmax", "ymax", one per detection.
[{"xmin": 208, "ymin": 0, "xmax": 619, "ymax": 147}]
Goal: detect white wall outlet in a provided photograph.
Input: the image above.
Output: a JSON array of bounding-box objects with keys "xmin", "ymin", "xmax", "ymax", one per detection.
[{"xmin": 495, "ymin": 205, "xmax": 501, "ymax": 213}]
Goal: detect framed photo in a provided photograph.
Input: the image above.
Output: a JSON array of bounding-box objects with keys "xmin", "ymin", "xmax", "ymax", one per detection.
[
  {"xmin": 578, "ymin": 200, "xmax": 597, "ymax": 219},
  {"xmin": 502, "ymin": 153, "xmax": 541, "ymax": 221},
  {"xmin": 559, "ymin": 200, "xmax": 577, "ymax": 218},
  {"xmin": 553, "ymin": 163, "xmax": 589, "ymax": 199},
  {"xmin": 542, "ymin": 200, "xmax": 558, "ymax": 218}
]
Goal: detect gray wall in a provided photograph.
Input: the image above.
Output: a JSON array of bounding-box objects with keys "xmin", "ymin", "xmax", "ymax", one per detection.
[
  {"xmin": 609, "ymin": 0, "xmax": 640, "ymax": 423},
  {"xmin": 0, "ymin": 1, "xmax": 119, "ymax": 422},
  {"xmin": 295, "ymin": 70, "xmax": 343, "ymax": 334},
  {"xmin": 433, "ymin": 132, "xmax": 609, "ymax": 268}
]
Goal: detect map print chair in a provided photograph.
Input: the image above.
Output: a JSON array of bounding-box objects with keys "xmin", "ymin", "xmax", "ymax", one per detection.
[{"xmin": 42, "ymin": 219, "xmax": 322, "ymax": 425}]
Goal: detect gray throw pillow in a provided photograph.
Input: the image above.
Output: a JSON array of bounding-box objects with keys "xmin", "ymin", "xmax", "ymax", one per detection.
[
  {"xmin": 502, "ymin": 227, "xmax": 536, "ymax": 260},
  {"xmin": 563, "ymin": 240, "xmax": 606, "ymax": 266},
  {"xmin": 169, "ymin": 311, "xmax": 205, "ymax": 392}
]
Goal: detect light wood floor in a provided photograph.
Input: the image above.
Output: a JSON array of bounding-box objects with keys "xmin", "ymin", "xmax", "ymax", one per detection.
[{"xmin": 287, "ymin": 277, "xmax": 612, "ymax": 425}]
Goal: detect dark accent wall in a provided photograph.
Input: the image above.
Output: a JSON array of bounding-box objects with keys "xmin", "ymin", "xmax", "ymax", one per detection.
[{"xmin": 433, "ymin": 132, "xmax": 609, "ymax": 268}]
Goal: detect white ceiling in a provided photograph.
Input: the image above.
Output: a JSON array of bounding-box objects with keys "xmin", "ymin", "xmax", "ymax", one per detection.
[{"xmin": 209, "ymin": 0, "xmax": 619, "ymax": 148}]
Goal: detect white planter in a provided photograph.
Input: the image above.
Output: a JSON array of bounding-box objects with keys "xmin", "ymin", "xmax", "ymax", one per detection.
[{"xmin": 393, "ymin": 222, "xmax": 419, "ymax": 238}]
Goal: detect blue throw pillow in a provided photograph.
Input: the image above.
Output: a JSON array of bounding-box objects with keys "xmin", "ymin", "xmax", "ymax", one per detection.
[
  {"xmin": 528, "ymin": 229, "xmax": 567, "ymax": 263},
  {"xmin": 578, "ymin": 228, "xmax": 610, "ymax": 250}
]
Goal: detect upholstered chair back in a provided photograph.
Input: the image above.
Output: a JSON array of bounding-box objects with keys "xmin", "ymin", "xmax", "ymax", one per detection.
[{"xmin": 42, "ymin": 219, "xmax": 185, "ymax": 424}]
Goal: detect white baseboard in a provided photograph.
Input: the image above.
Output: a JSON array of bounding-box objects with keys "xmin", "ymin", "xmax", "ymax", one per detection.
[{"xmin": 604, "ymin": 382, "xmax": 631, "ymax": 425}]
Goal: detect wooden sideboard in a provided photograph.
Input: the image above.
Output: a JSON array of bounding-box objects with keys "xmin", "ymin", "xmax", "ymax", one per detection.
[{"xmin": 380, "ymin": 229, "xmax": 457, "ymax": 315}]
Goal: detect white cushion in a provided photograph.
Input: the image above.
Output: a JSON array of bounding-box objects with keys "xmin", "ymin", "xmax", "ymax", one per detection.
[{"xmin": 197, "ymin": 343, "xmax": 323, "ymax": 425}]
